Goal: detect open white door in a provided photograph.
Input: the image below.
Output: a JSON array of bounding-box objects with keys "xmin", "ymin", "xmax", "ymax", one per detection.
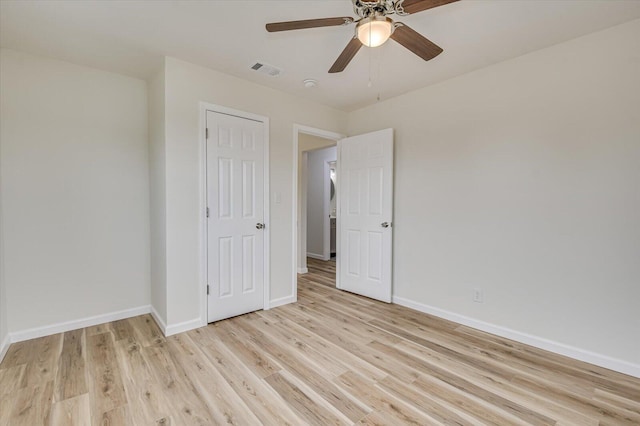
[
  {"xmin": 337, "ymin": 128, "xmax": 393, "ymax": 302},
  {"xmin": 206, "ymin": 110, "xmax": 266, "ymax": 322}
]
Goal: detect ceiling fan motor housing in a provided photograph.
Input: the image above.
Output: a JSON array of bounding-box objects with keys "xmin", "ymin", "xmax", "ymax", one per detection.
[{"xmin": 352, "ymin": 0, "xmax": 409, "ymax": 18}]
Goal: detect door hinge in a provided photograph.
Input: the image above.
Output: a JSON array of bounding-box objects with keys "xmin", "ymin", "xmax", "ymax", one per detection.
[
  {"xmin": 207, "ymin": 285, "xmax": 210, "ymax": 295},
  {"xmin": 205, "ymin": 128, "xmax": 209, "ymax": 139},
  {"xmin": 206, "ymin": 207, "xmax": 209, "ymax": 218}
]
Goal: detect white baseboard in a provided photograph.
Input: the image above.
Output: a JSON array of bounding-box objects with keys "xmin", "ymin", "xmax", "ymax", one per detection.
[
  {"xmin": 306, "ymin": 253, "xmax": 325, "ymax": 260},
  {"xmin": 0, "ymin": 333, "xmax": 10, "ymax": 364},
  {"xmin": 270, "ymin": 294, "xmax": 296, "ymax": 309},
  {"xmin": 164, "ymin": 318, "xmax": 203, "ymax": 337},
  {"xmin": 9, "ymin": 305, "xmax": 151, "ymax": 344},
  {"xmin": 297, "ymin": 267, "xmax": 309, "ymax": 274},
  {"xmin": 392, "ymin": 296, "xmax": 640, "ymax": 379},
  {"xmin": 149, "ymin": 305, "xmax": 168, "ymax": 335}
]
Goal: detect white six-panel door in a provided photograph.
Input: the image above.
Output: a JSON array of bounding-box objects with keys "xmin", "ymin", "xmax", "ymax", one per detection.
[
  {"xmin": 207, "ymin": 110, "xmax": 265, "ymax": 322},
  {"xmin": 338, "ymin": 128, "xmax": 394, "ymax": 302}
]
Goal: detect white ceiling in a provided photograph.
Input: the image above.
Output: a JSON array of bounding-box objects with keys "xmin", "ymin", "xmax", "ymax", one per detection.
[{"xmin": 2, "ymin": 0, "xmax": 639, "ymax": 111}]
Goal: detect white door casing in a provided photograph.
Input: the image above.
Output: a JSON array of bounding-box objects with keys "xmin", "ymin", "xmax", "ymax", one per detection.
[
  {"xmin": 206, "ymin": 110, "xmax": 265, "ymax": 322},
  {"xmin": 337, "ymin": 128, "xmax": 394, "ymax": 303}
]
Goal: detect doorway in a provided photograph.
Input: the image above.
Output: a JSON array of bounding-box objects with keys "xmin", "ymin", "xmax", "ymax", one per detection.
[
  {"xmin": 292, "ymin": 125, "xmax": 394, "ymax": 304},
  {"xmin": 293, "ymin": 125, "xmax": 343, "ymax": 297}
]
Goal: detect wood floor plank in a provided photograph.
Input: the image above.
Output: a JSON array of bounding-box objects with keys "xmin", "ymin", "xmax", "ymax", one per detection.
[
  {"xmin": 111, "ymin": 318, "xmax": 136, "ymax": 342},
  {"xmin": 257, "ymin": 309, "xmax": 389, "ymax": 382},
  {"xmin": 201, "ymin": 338, "xmax": 304, "ymax": 425},
  {"xmin": 335, "ymin": 370, "xmax": 439, "ymax": 425},
  {"xmin": 23, "ymin": 334, "xmax": 62, "ymax": 388},
  {"xmin": 144, "ymin": 341, "xmax": 216, "ymax": 425},
  {"xmin": 1, "ymin": 256, "xmax": 638, "ymax": 425},
  {"xmin": 165, "ymin": 333, "xmax": 262, "ymax": 425},
  {"xmin": 6, "ymin": 380, "xmax": 54, "ymax": 426},
  {"xmin": 369, "ymin": 340, "xmax": 556, "ymax": 425},
  {"xmin": 85, "ymin": 332, "xmax": 128, "ymax": 423},
  {"xmin": 376, "ymin": 374, "xmax": 477, "ymax": 425},
  {"xmin": 264, "ymin": 371, "xmax": 350, "ymax": 425},
  {"xmin": 130, "ymin": 314, "xmax": 165, "ymax": 347},
  {"xmin": 213, "ymin": 319, "xmax": 284, "ymax": 378},
  {"xmin": 50, "ymin": 393, "xmax": 91, "ymax": 426},
  {"xmin": 0, "ymin": 339, "xmax": 32, "ymax": 369},
  {"xmin": 0, "ymin": 363, "xmax": 27, "ymax": 397},
  {"xmin": 113, "ymin": 337, "xmax": 172, "ymax": 424},
  {"xmin": 54, "ymin": 329, "xmax": 88, "ymax": 402},
  {"xmin": 233, "ymin": 315, "xmax": 370, "ymax": 422}
]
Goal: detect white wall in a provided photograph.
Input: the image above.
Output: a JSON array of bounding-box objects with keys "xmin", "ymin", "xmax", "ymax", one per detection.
[
  {"xmin": 306, "ymin": 146, "xmax": 336, "ymax": 259},
  {"xmin": 161, "ymin": 57, "xmax": 346, "ymax": 327},
  {"xmin": 297, "ymin": 134, "xmax": 337, "ymax": 271},
  {"xmin": 148, "ymin": 63, "xmax": 168, "ymax": 326},
  {"xmin": 347, "ymin": 20, "xmax": 640, "ymax": 371},
  {"xmin": 0, "ymin": 49, "xmax": 151, "ymax": 334}
]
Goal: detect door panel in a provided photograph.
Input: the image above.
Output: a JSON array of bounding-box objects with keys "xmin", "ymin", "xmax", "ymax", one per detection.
[
  {"xmin": 207, "ymin": 111, "xmax": 265, "ymax": 322},
  {"xmin": 338, "ymin": 128, "xmax": 393, "ymax": 303}
]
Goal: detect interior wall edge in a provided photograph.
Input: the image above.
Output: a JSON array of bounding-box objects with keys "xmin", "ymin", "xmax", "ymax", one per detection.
[
  {"xmin": 269, "ymin": 294, "xmax": 297, "ymax": 310},
  {"xmin": 149, "ymin": 304, "xmax": 167, "ymax": 335},
  {"xmin": 163, "ymin": 317, "xmax": 204, "ymax": 337},
  {"xmin": 393, "ymin": 295, "xmax": 640, "ymax": 379},
  {"xmin": 0, "ymin": 333, "xmax": 9, "ymax": 364}
]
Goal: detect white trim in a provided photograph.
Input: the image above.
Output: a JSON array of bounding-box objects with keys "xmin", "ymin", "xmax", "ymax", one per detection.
[
  {"xmin": 9, "ymin": 305, "xmax": 150, "ymax": 343},
  {"xmin": 0, "ymin": 333, "xmax": 10, "ymax": 364},
  {"xmin": 297, "ymin": 267, "xmax": 308, "ymax": 274},
  {"xmin": 270, "ymin": 294, "xmax": 297, "ymax": 309},
  {"xmin": 392, "ymin": 295, "xmax": 640, "ymax": 379},
  {"xmin": 306, "ymin": 252, "xmax": 325, "ymax": 260},
  {"xmin": 300, "ymin": 151, "xmax": 309, "ymax": 273},
  {"xmin": 293, "ymin": 124, "xmax": 345, "ymax": 304},
  {"xmin": 200, "ymin": 102, "xmax": 271, "ymax": 322},
  {"xmin": 263, "ymin": 115, "xmax": 271, "ymax": 311},
  {"xmin": 199, "ymin": 103, "xmax": 209, "ymax": 328},
  {"xmin": 149, "ymin": 305, "xmax": 168, "ymax": 335},
  {"xmin": 322, "ymin": 160, "xmax": 332, "ymax": 261},
  {"xmin": 165, "ymin": 317, "xmax": 203, "ymax": 337},
  {"xmin": 335, "ymin": 139, "xmax": 342, "ymax": 289}
]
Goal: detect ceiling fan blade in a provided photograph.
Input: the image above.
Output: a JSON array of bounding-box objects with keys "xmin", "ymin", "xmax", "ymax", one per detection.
[
  {"xmin": 390, "ymin": 24, "xmax": 443, "ymax": 61},
  {"xmin": 266, "ymin": 17, "xmax": 354, "ymax": 32},
  {"xmin": 400, "ymin": 0, "xmax": 460, "ymax": 15},
  {"xmin": 329, "ymin": 37, "xmax": 362, "ymax": 73}
]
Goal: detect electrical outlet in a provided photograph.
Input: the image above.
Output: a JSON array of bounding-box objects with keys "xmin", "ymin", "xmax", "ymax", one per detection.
[{"xmin": 473, "ymin": 288, "xmax": 484, "ymax": 303}]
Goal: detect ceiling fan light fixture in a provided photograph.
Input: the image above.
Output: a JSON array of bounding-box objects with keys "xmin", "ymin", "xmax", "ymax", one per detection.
[{"xmin": 356, "ymin": 16, "xmax": 394, "ymax": 47}]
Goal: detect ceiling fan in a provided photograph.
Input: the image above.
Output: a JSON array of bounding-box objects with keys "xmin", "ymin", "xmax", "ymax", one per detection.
[{"xmin": 265, "ymin": 0, "xmax": 459, "ymax": 73}]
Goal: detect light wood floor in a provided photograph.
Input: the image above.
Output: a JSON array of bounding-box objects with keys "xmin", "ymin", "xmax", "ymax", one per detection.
[{"xmin": 1, "ymin": 260, "xmax": 639, "ymax": 425}]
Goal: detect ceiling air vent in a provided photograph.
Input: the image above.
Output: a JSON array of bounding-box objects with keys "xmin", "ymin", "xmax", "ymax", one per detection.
[{"xmin": 250, "ymin": 61, "xmax": 282, "ymax": 77}]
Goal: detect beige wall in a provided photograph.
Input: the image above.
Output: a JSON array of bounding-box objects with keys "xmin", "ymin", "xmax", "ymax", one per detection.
[
  {"xmin": 161, "ymin": 57, "xmax": 347, "ymax": 327},
  {"xmin": 348, "ymin": 20, "xmax": 640, "ymax": 369},
  {"xmin": 0, "ymin": 48, "xmax": 151, "ymax": 334}
]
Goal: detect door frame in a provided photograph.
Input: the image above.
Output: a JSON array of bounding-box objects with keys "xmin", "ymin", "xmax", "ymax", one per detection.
[
  {"xmin": 199, "ymin": 102, "xmax": 270, "ymax": 325},
  {"xmin": 322, "ymin": 159, "xmax": 338, "ymax": 261},
  {"xmin": 292, "ymin": 124, "xmax": 344, "ymax": 302}
]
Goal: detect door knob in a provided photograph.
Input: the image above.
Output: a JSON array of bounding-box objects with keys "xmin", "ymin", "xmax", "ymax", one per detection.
[
  {"xmin": 256, "ymin": 223, "xmax": 265, "ymax": 229},
  {"xmin": 381, "ymin": 222, "xmax": 391, "ymax": 228}
]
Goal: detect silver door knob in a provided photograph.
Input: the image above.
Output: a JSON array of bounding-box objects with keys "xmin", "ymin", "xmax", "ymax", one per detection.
[
  {"xmin": 256, "ymin": 223, "xmax": 265, "ymax": 229},
  {"xmin": 381, "ymin": 222, "xmax": 390, "ymax": 228}
]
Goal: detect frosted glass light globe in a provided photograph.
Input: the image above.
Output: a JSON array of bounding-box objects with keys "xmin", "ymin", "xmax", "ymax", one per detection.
[{"xmin": 357, "ymin": 17, "xmax": 394, "ymax": 47}]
